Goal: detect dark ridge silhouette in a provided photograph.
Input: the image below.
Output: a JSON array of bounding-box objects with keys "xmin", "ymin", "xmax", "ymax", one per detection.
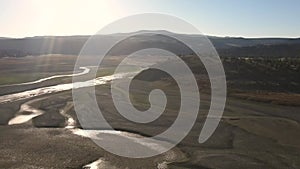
[{"xmin": 0, "ymin": 30, "xmax": 299, "ymax": 57}]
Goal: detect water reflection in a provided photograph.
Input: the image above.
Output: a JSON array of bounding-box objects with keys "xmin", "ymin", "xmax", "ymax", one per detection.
[{"xmin": 0, "ymin": 70, "xmax": 138, "ymax": 104}]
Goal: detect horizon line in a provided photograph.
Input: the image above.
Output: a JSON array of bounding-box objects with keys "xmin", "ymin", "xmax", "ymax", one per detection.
[{"xmin": 1, "ymin": 30, "xmax": 300, "ymax": 39}]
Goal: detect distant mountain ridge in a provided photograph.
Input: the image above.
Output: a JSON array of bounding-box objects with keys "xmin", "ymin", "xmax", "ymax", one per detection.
[{"xmin": 0, "ymin": 30, "xmax": 300, "ymax": 58}]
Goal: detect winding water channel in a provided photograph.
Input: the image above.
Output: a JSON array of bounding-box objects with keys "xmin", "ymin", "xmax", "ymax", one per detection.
[
  {"xmin": 0, "ymin": 67, "xmax": 136, "ymax": 104},
  {"xmin": 0, "ymin": 67, "xmax": 185, "ymax": 168}
]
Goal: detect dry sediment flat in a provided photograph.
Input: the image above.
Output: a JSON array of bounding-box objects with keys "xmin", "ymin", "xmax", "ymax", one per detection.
[
  {"xmin": 0, "ymin": 80, "xmax": 300, "ymax": 169},
  {"xmin": 0, "ymin": 55, "xmax": 299, "ymax": 169}
]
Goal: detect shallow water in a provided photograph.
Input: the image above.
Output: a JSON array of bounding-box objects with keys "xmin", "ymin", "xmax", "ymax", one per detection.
[
  {"xmin": 0, "ymin": 67, "xmax": 90, "ymax": 87},
  {"xmin": 3, "ymin": 68, "xmax": 139, "ymax": 126},
  {"xmin": 1, "ymin": 66, "xmax": 186, "ymax": 169},
  {"xmin": 8, "ymin": 97, "xmax": 47, "ymax": 125},
  {"xmin": 73, "ymin": 129, "xmax": 185, "ymax": 169},
  {"xmin": 59, "ymin": 102, "xmax": 76, "ymax": 129},
  {"xmin": 0, "ymin": 71, "xmax": 137, "ymax": 104}
]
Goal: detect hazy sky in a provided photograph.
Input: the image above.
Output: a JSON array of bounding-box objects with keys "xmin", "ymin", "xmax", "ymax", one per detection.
[{"xmin": 1, "ymin": 0, "xmax": 300, "ymax": 38}]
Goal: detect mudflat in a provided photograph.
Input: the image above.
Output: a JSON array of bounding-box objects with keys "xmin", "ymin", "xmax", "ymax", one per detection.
[{"xmin": 0, "ymin": 55, "xmax": 299, "ymax": 169}]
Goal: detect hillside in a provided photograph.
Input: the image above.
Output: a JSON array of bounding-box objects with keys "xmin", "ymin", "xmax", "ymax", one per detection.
[{"xmin": 0, "ymin": 31, "xmax": 299, "ymax": 57}]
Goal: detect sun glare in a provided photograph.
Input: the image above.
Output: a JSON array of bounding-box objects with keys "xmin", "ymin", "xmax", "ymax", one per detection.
[{"xmin": 15, "ymin": 0, "xmax": 125, "ymax": 37}]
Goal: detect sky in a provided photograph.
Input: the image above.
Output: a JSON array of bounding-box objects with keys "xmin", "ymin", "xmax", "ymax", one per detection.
[{"xmin": 1, "ymin": 0, "xmax": 300, "ymax": 38}]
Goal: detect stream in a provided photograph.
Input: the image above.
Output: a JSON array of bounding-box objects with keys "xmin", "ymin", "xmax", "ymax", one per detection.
[
  {"xmin": 0, "ymin": 68, "xmax": 137, "ymax": 104},
  {"xmin": 0, "ymin": 67, "xmax": 90, "ymax": 87},
  {"xmin": 1, "ymin": 67, "xmax": 185, "ymax": 169}
]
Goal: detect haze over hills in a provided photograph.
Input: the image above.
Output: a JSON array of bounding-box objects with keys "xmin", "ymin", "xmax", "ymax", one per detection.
[{"xmin": 0, "ymin": 30, "xmax": 300, "ymax": 58}]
